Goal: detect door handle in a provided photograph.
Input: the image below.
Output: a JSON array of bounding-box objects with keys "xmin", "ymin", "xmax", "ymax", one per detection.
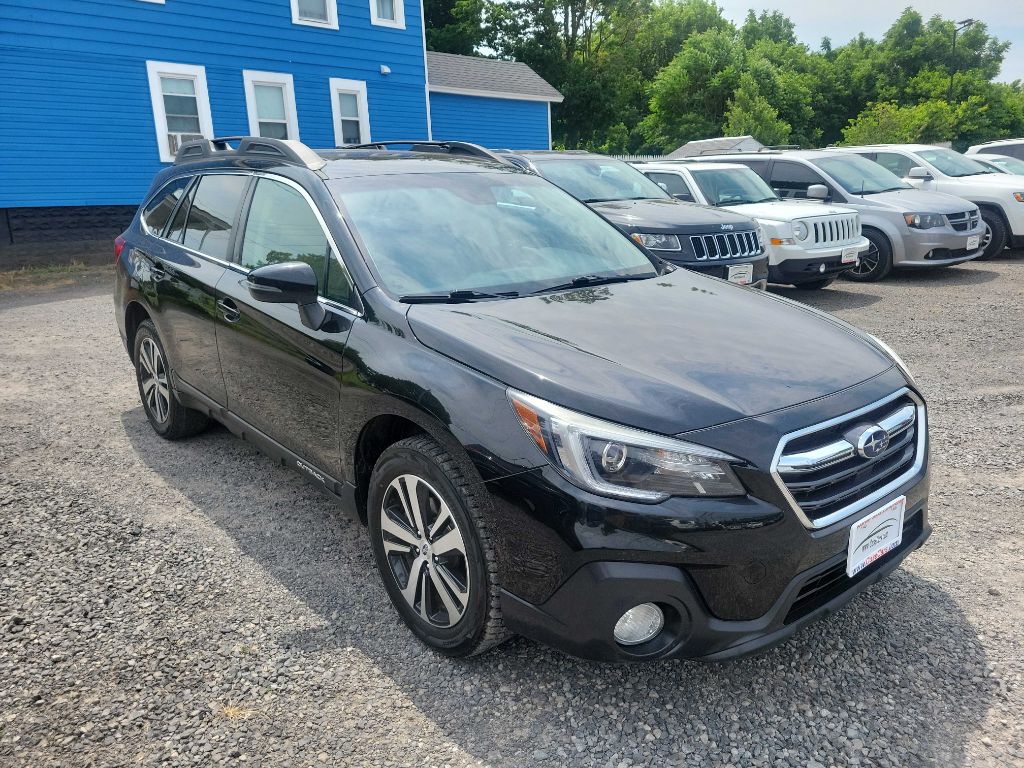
[{"xmin": 216, "ymin": 298, "xmax": 241, "ymax": 323}]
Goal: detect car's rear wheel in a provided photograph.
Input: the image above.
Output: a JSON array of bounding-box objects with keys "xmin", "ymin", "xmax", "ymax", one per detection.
[
  {"xmin": 367, "ymin": 435, "xmax": 509, "ymax": 657},
  {"xmin": 793, "ymin": 278, "xmax": 835, "ymax": 290},
  {"xmin": 844, "ymin": 229, "xmax": 893, "ymax": 282},
  {"xmin": 978, "ymin": 210, "xmax": 1007, "ymax": 259},
  {"xmin": 134, "ymin": 320, "xmax": 208, "ymax": 439}
]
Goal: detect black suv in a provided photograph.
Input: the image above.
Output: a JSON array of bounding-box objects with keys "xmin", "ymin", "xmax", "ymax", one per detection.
[
  {"xmin": 500, "ymin": 151, "xmax": 770, "ymax": 290},
  {"xmin": 115, "ymin": 137, "xmax": 930, "ymax": 661}
]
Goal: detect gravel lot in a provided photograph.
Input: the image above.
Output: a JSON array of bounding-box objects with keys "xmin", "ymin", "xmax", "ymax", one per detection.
[{"xmin": 1, "ymin": 259, "xmax": 1023, "ymax": 768}]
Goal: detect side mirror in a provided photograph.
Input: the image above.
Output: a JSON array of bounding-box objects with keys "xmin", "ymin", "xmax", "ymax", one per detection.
[
  {"xmin": 246, "ymin": 261, "xmax": 326, "ymax": 331},
  {"xmin": 908, "ymin": 166, "xmax": 933, "ymax": 180},
  {"xmin": 806, "ymin": 184, "xmax": 829, "ymax": 200}
]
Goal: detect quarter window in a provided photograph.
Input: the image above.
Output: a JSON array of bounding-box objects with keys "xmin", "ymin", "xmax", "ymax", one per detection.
[
  {"xmin": 142, "ymin": 177, "xmax": 192, "ymax": 236},
  {"xmin": 182, "ymin": 175, "xmax": 249, "ymax": 260},
  {"xmin": 769, "ymin": 161, "xmax": 828, "ymax": 199},
  {"xmin": 242, "ymin": 71, "xmax": 299, "ymax": 140},
  {"xmin": 291, "ymin": 0, "xmax": 338, "ymax": 28},
  {"xmin": 146, "ymin": 61, "xmax": 214, "ymax": 163},
  {"xmin": 370, "ymin": 0, "xmax": 405, "ymax": 28},
  {"xmin": 330, "ymin": 79, "xmax": 370, "ymax": 146}
]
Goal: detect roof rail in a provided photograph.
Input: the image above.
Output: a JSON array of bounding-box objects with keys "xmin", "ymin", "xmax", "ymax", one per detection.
[
  {"xmin": 338, "ymin": 140, "xmax": 512, "ymax": 165},
  {"xmin": 174, "ymin": 136, "xmax": 327, "ymax": 170},
  {"xmin": 763, "ymin": 144, "xmax": 800, "ymax": 151}
]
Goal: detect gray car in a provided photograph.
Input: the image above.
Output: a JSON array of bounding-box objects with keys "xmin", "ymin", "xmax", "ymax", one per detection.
[{"xmin": 689, "ymin": 150, "xmax": 985, "ymax": 281}]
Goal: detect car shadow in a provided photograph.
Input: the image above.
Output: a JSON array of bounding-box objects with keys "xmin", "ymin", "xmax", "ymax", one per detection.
[
  {"xmin": 122, "ymin": 409, "xmax": 993, "ymax": 767},
  {"xmin": 768, "ymin": 284, "xmax": 883, "ymax": 311}
]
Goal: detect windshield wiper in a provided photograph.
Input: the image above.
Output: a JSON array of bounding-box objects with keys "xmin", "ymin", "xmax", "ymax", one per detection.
[
  {"xmin": 529, "ymin": 273, "xmax": 652, "ymax": 295},
  {"xmin": 399, "ymin": 289, "xmax": 520, "ymax": 304}
]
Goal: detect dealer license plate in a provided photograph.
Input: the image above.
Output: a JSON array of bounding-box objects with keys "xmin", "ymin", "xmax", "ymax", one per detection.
[
  {"xmin": 727, "ymin": 264, "xmax": 753, "ymax": 285},
  {"xmin": 847, "ymin": 495, "xmax": 906, "ymax": 577},
  {"xmin": 841, "ymin": 247, "xmax": 860, "ymax": 264},
  {"xmin": 967, "ymin": 234, "xmax": 980, "ymax": 250}
]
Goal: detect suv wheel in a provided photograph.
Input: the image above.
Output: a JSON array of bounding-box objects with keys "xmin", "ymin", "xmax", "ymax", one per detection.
[
  {"xmin": 844, "ymin": 229, "xmax": 893, "ymax": 282},
  {"xmin": 793, "ymin": 278, "xmax": 835, "ymax": 291},
  {"xmin": 367, "ymin": 435, "xmax": 509, "ymax": 657},
  {"xmin": 978, "ymin": 211, "xmax": 1007, "ymax": 259},
  {"xmin": 134, "ymin": 321, "xmax": 209, "ymax": 439}
]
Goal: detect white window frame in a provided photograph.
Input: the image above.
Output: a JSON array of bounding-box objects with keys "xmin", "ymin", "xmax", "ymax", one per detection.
[
  {"xmin": 329, "ymin": 78, "xmax": 371, "ymax": 147},
  {"xmin": 242, "ymin": 71, "xmax": 300, "ymax": 141},
  {"xmin": 289, "ymin": 0, "xmax": 339, "ymax": 29},
  {"xmin": 369, "ymin": 0, "xmax": 405, "ymax": 29},
  {"xmin": 146, "ymin": 61, "xmax": 214, "ymax": 163}
]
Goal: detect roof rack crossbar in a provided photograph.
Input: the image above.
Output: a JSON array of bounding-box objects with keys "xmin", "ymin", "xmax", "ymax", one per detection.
[
  {"xmin": 174, "ymin": 136, "xmax": 326, "ymax": 170},
  {"xmin": 339, "ymin": 140, "xmax": 512, "ymax": 165}
]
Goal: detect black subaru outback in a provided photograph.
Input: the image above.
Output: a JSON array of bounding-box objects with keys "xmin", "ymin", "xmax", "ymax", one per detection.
[{"xmin": 115, "ymin": 137, "xmax": 930, "ymax": 661}]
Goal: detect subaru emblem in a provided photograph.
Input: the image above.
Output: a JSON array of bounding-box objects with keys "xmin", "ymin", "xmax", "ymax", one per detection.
[{"xmin": 856, "ymin": 426, "xmax": 889, "ymax": 459}]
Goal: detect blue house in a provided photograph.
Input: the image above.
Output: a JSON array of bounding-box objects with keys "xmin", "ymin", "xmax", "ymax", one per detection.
[{"xmin": 0, "ymin": 0, "xmax": 562, "ymax": 266}]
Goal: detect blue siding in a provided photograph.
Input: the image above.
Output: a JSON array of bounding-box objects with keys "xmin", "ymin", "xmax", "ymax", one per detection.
[
  {"xmin": 0, "ymin": 0, "xmax": 429, "ymax": 206},
  {"xmin": 429, "ymin": 93, "xmax": 550, "ymax": 150}
]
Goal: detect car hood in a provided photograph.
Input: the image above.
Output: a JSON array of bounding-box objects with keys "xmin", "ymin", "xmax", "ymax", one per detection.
[
  {"xmin": 865, "ymin": 188, "xmax": 978, "ymax": 213},
  {"xmin": 942, "ymin": 173, "xmax": 1024, "ymax": 190},
  {"xmin": 406, "ymin": 274, "xmax": 894, "ymax": 435},
  {"xmin": 588, "ymin": 198, "xmax": 756, "ymax": 234},
  {"xmin": 727, "ymin": 201, "xmax": 854, "ymax": 222}
]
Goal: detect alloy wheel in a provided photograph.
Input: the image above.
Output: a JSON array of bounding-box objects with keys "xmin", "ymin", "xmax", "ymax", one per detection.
[
  {"xmin": 379, "ymin": 474, "xmax": 470, "ymax": 628},
  {"xmin": 852, "ymin": 239, "xmax": 879, "ymax": 276},
  {"xmin": 981, "ymin": 223, "xmax": 992, "ymax": 252},
  {"xmin": 139, "ymin": 337, "xmax": 170, "ymax": 424}
]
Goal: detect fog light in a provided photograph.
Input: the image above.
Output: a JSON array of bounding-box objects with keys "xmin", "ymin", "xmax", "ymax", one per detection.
[{"xmin": 613, "ymin": 603, "xmax": 664, "ymax": 646}]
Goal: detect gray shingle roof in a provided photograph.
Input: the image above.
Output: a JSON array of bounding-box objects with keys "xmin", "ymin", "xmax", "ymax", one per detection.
[
  {"xmin": 426, "ymin": 52, "xmax": 563, "ymax": 103},
  {"xmin": 666, "ymin": 136, "xmax": 765, "ymax": 159}
]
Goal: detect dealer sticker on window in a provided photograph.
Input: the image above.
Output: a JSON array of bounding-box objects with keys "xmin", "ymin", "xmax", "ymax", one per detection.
[{"xmin": 846, "ymin": 495, "xmax": 906, "ymax": 578}]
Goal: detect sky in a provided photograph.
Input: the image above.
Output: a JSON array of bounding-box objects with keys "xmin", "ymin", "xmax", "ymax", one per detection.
[{"xmin": 714, "ymin": 0, "xmax": 1024, "ymax": 82}]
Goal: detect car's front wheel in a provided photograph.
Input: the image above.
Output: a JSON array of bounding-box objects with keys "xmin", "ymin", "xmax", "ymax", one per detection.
[
  {"xmin": 844, "ymin": 229, "xmax": 893, "ymax": 282},
  {"xmin": 367, "ymin": 435, "xmax": 509, "ymax": 657},
  {"xmin": 134, "ymin": 320, "xmax": 208, "ymax": 439},
  {"xmin": 978, "ymin": 210, "xmax": 1007, "ymax": 259}
]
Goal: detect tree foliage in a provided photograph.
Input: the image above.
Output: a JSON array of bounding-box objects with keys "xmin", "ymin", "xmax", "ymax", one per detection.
[{"xmin": 425, "ymin": 3, "xmax": 1022, "ymax": 153}]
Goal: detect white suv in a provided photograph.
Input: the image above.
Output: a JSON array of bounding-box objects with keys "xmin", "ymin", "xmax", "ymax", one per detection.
[
  {"xmin": 837, "ymin": 144, "xmax": 1024, "ymax": 258},
  {"xmin": 966, "ymin": 138, "xmax": 1024, "ymax": 161},
  {"xmin": 636, "ymin": 161, "xmax": 867, "ymax": 290}
]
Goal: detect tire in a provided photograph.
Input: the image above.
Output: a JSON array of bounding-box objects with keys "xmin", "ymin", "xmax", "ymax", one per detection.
[
  {"xmin": 367, "ymin": 435, "xmax": 509, "ymax": 657},
  {"xmin": 844, "ymin": 229, "xmax": 893, "ymax": 282},
  {"xmin": 133, "ymin": 320, "xmax": 209, "ymax": 439},
  {"xmin": 793, "ymin": 278, "xmax": 835, "ymax": 291},
  {"xmin": 978, "ymin": 209, "xmax": 1008, "ymax": 259}
]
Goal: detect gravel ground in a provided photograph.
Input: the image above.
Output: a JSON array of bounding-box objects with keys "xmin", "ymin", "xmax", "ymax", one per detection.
[{"xmin": 1, "ymin": 258, "xmax": 1023, "ymax": 768}]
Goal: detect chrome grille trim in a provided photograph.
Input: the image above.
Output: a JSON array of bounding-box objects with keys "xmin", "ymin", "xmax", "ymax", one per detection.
[
  {"xmin": 770, "ymin": 389, "xmax": 927, "ymax": 529},
  {"xmin": 689, "ymin": 230, "xmax": 761, "ymax": 260},
  {"xmin": 947, "ymin": 210, "xmax": 981, "ymax": 232}
]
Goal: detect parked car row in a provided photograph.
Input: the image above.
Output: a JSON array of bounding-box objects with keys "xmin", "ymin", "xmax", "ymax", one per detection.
[{"xmin": 115, "ymin": 136, "xmax": 933, "ymax": 664}]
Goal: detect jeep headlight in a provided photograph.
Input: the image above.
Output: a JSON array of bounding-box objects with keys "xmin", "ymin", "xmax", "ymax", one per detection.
[
  {"xmin": 903, "ymin": 212, "xmax": 945, "ymax": 229},
  {"xmin": 632, "ymin": 232, "xmax": 681, "ymax": 251},
  {"xmin": 792, "ymin": 220, "xmax": 809, "ymax": 241},
  {"xmin": 508, "ymin": 390, "xmax": 745, "ymax": 501}
]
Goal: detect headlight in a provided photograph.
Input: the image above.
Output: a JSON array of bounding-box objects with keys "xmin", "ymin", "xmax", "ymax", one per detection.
[
  {"xmin": 792, "ymin": 221, "xmax": 809, "ymax": 240},
  {"xmin": 903, "ymin": 212, "xmax": 945, "ymax": 229},
  {"xmin": 632, "ymin": 232, "xmax": 681, "ymax": 251},
  {"xmin": 867, "ymin": 333, "xmax": 916, "ymax": 385},
  {"xmin": 508, "ymin": 390, "xmax": 745, "ymax": 501}
]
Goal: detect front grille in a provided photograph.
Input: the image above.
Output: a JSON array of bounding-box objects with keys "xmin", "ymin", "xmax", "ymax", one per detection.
[
  {"xmin": 947, "ymin": 209, "xmax": 980, "ymax": 232},
  {"xmin": 810, "ymin": 214, "xmax": 859, "ymax": 246},
  {"xmin": 784, "ymin": 511, "xmax": 922, "ymax": 624},
  {"xmin": 689, "ymin": 230, "xmax": 761, "ymax": 260},
  {"xmin": 774, "ymin": 392, "xmax": 922, "ymax": 528}
]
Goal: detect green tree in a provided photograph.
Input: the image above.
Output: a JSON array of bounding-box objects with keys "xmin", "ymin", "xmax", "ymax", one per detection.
[
  {"xmin": 723, "ymin": 73, "xmax": 792, "ymax": 145},
  {"xmin": 424, "ymin": 0, "xmax": 486, "ymax": 54}
]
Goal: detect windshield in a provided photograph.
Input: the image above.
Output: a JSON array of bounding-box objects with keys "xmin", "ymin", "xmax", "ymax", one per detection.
[
  {"xmin": 689, "ymin": 166, "xmax": 778, "ymax": 206},
  {"xmin": 917, "ymin": 148, "xmax": 997, "ymax": 178},
  {"xmin": 982, "ymin": 155, "xmax": 1024, "ymax": 175},
  {"xmin": 329, "ymin": 171, "xmax": 657, "ymax": 297},
  {"xmin": 531, "ymin": 157, "xmax": 671, "ymax": 203},
  {"xmin": 811, "ymin": 154, "xmax": 910, "ymax": 194}
]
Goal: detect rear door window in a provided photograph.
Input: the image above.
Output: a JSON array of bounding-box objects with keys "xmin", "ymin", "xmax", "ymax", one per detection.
[
  {"xmin": 768, "ymin": 161, "xmax": 828, "ymax": 199},
  {"xmin": 142, "ymin": 177, "xmax": 192, "ymax": 237},
  {"xmin": 182, "ymin": 174, "xmax": 249, "ymax": 260}
]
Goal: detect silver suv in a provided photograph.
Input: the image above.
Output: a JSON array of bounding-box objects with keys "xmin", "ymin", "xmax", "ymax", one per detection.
[{"xmin": 689, "ymin": 151, "xmax": 985, "ymax": 281}]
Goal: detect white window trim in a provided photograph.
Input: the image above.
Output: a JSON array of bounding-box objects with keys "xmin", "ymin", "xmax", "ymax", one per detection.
[
  {"xmin": 370, "ymin": 0, "xmax": 405, "ymax": 29},
  {"xmin": 146, "ymin": 61, "xmax": 214, "ymax": 164},
  {"xmin": 289, "ymin": 0, "xmax": 339, "ymax": 29},
  {"xmin": 329, "ymin": 78, "xmax": 371, "ymax": 147},
  {"xmin": 242, "ymin": 70, "xmax": 300, "ymax": 141}
]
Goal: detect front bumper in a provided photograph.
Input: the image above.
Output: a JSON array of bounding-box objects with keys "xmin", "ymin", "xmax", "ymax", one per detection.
[
  {"xmin": 664, "ymin": 252, "xmax": 769, "ymax": 289},
  {"xmin": 897, "ymin": 227, "xmax": 985, "ymax": 267}
]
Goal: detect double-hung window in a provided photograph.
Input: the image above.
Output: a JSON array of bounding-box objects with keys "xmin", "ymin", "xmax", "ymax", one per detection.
[
  {"xmin": 243, "ymin": 71, "xmax": 299, "ymax": 140},
  {"xmin": 291, "ymin": 0, "xmax": 338, "ymax": 28},
  {"xmin": 146, "ymin": 61, "xmax": 214, "ymax": 163},
  {"xmin": 370, "ymin": 0, "xmax": 404, "ymax": 28},
  {"xmin": 329, "ymin": 79, "xmax": 370, "ymax": 146}
]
